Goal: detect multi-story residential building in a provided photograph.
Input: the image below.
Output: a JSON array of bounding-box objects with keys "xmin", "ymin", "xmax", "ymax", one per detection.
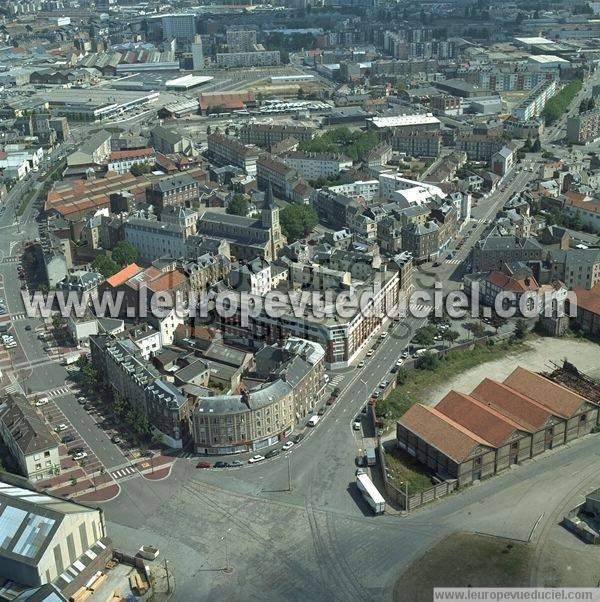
[
  {"xmin": 66, "ymin": 130, "xmax": 111, "ymax": 168},
  {"xmin": 567, "ymin": 109, "xmax": 600, "ymax": 145},
  {"xmin": 192, "ymin": 338, "xmax": 325, "ymax": 455},
  {"xmin": 207, "ymin": 132, "xmax": 260, "ymax": 176},
  {"xmin": 238, "ymin": 123, "xmax": 316, "ymax": 149},
  {"xmin": 228, "ymin": 258, "xmax": 272, "ymax": 296},
  {"xmin": 226, "ymin": 28, "xmax": 257, "ymax": 53},
  {"xmin": 401, "ymin": 221, "xmax": 440, "ymax": 263},
  {"xmin": 182, "ymin": 252, "xmax": 232, "ymax": 294},
  {"xmin": 548, "ymin": 249, "xmax": 600, "ymax": 289},
  {"xmin": 510, "ymin": 79, "xmax": 557, "ymax": 121},
  {"xmin": 0, "ymin": 394, "xmax": 61, "ymax": 482},
  {"xmin": 329, "ymin": 180, "xmax": 379, "ymax": 203},
  {"xmin": 147, "ymin": 173, "xmax": 200, "ymax": 213},
  {"xmin": 216, "ymin": 50, "xmax": 281, "ymax": 69},
  {"xmin": 282, "ymin": 151, "xmax": 352, "ymax": 181},
  {"xmin": 161, "ymin": 14, "xmax": 196, "ymax": 43},
  {"xmin": 491, "ymin": 144, "xmax": 517, "ymax": 176},
  {"xmin": 391, "ymin": 130, "xmax": 441, "ymax": 157},
  {"xmin": 455, "ymin": 132, "xmax": 505, "ymax": 162},
  {"xmin": 563, "ymin": 192, "xmax": 600, "ymax": 233},
  {"xmin": 218, "ymin": 267, "xmax": 402, "ymax": 368},
  {"xmin": 106, "ymin": 147, "xmax": 155, "ymax": 175},
  {"xmin": 379, "ymin": 173, "xmax": 444, "ymax": 203},
  {"xmin": 471, "ymin": 235, "xmax": 544, "ymax": 272},
  {"xmin": 123, "ymin": 217, "xmax": 187, "ymax": 262},
  {"xmin": 311, "ymin": 188, "xmax": 361, "ymax": 230},
  {"xmin": 191, "ymin": 34, "xmax": 204, "ymax": 70},
  {"xmin": 0, "ymin": 475, "xmax": 110, "ymax": 595},
  {"xmin": 90, "ymin": 335, "xmax": 189, "ymax": 448},
  {"xmin": 256, "ymin": 154, "xmax": 300, "ymax": 200}
]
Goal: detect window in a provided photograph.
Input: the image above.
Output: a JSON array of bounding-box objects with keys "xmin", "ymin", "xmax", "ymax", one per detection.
[{"xmin": 44, "ymin": 451, "xmax": 50, "ymax": 457}]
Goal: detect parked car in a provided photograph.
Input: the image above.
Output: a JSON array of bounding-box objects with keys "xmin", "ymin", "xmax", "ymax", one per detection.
[
  {"xmin": 55, "ymin": 423, "xmax": 68, "ymax": 432},
  {"xmin": 282, "ymin": 441, "xmax": 294, "ymax": 451},
  {"xmin": 366, "ymin": 349, "xmax": 374, "ymax": 357},
  {"xmin": 213, "ymin": 461, "xmax": 229, "ymax": 468},
  {"xmin": 292, "ymin": 434, "xmax": 304, "ymax": 445},
  {"xmin": 61, "ymin": 435, "xmax": 75, "ymax": 444},
  {"xmin": 317, "ymin": 407, "xmax": 326, "ymax": 416},
  {"xmin": 353, "ymin": 419, "xmax": 362, "ymax": 431},
  {"xmin": 265, "ymin": 449, "xmax": 280, "ymax": 459},
  {"xmin": 248, "ymin": 454, "xmax": 265, "ymax": 464},
  {"xmin": 68, "ymin": 447, "xmax": 85, "ymax": 455},
  {"xmin": 111, "ymin": 436, "xmax": 123, "ymax": 444},
  {"xmin": 77, "ymin": 397, "xmax": 86, "ymax": 405},
  {"xmin": 357, "ymin": 360, "xmax": 365, "ymax": 368},
  {"xmin": 395, "ymin": 359, "xmax": 404, "ymax": 367},
  {"xmin": 372, "ymin": 390, "xmax": 380, "ymax": 398},
  {"xmin": 24, "ymin": 325, "xmax": 32, "ymax": 331},
  {"xmin": 230, "ymin": 459, "xmax": 244, "ymax": 467},
  {"xmin": 35, "ymin": 397, "xmax": 49, "ymax": 406},
  {"xmin": 325, "ymin": 395, "xmax": 337, "ymax": 406},
  {"xmin": 196, "ymin": 461, "xmax": 211, "ymax": 469},
  {"xmin": 380, "ymin": 331, "xmax": 388, "ymax": 339},
  {"xmin": 72, "ymin": 452, "xmax": 88, "ymax": 461}
]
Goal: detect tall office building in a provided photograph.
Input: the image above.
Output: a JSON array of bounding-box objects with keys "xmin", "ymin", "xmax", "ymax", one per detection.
[
  {"xmin": 162, "ymin": 14, "xmax": 196, "ymax": 43},
  {"xmin": 192, "ymin": 34, "xmax": 204, "ymax": 70},
  {"xmin": 226, "ymin": 28, "xmax": 257, "ymax": 53}
]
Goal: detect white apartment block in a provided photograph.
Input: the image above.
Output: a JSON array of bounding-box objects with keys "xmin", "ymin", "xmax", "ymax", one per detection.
[
  {"xmin": 123, "ymin": 218, "xmax": 187, "ymax": 262},
  {"xmin": 510, "ymin": 79, "xmax": 557, "ymax": 121},
  {"xmin": 107, "ymin": 148, "xmax": 155, "ymax": 175},
  {"xmin": 329, "ymin": 180, "xmax": 379, "ymax": 203},
  {"xmin": 283, "ymin": 152, "xmax": 352, "ymax": 181}
]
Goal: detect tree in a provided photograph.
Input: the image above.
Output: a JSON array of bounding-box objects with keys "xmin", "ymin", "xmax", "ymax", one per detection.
[
  {"xmin": 418, "ymin": 351, "xmax": 439, "ymax": 371},
  {"xmin": 396, "ymin": 366, "xmax": 408, "ymax": 385},
  {"xmin": 91, "ymin": 254, "xmax": 119, "ymax": 278},
  {"xmin": 531, "ymin": 137, "xmax": 541, "ymax": 153},
  {"xmin": 466, "ymin": 321, "xmax": 485, "ymax": 339},
  {"xmin": 130, "ymin": 162, "xmax": 153, "ymax": 176},
  {"xmin": 514, "ymin": 318, "xmax": 528, "ymax": 340},
  {"xmin": 489, "ymin": 312, "xmax": 507, "ymax": 334},
  {"xmin": 413, "ymin": 325, "xmax": 436, "ymax": 347},
  {"xmin": 280, "ymin": 204, "xmax": 318, "ymax": 241},
  {"xmin": 226, "ymin": 195, "xmax": 249, "ymax": 216},
  {"xmin": 442, "ymin": 329, "xmax": 460, "ymax": 348},
  {"xmin": 75, "ymin": 354, "xmax": 89, "ymax": 370},
  {"xmin": 112, "ymin": 241, "xmax": 138, "ymax": 267}
]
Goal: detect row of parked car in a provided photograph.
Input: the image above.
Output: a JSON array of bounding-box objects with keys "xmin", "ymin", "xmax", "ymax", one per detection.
[{"xmin": 196, "ymin": 434, "xmax": 306, "ymax": 469}]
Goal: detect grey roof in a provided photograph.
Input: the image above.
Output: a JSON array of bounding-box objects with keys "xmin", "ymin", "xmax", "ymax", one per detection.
[
  {"xmin": 548, "ymin": 248, "xmax": 600, "ymax": 267},
  {"xmin": 478, "ymin": 235, "xmax": 543, "ymax": 252},
  {"xmin": 153, "ymin": 174, "xmax": 198, "ymax": 193},
  {"xmin": 13, "ymin": 583, "xmax": 68, "ymax": 602},
  {"xmin": 174, "ymin": 359, "xmax": 209, "ymax": 383},
  {"xmin": 0, "ymin": 394, "xmax": 58, "ymax": 456},
  {"xmin": 199, "ymin": 210, "xmax": 259, "ymax": 229},
  {"xmin": 203, "ymin": 342, "xmax": 249, "ymax": 367},
  {"xmin": 0, "ymin": 476, "xmax": 100, "ymax": 566},
  {"xmin": 196, "ymin": 379, "xmax": 292, "ymax": 414}
]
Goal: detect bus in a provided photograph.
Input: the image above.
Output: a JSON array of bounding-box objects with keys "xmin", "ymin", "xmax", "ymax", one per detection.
[{"xmin": 356, "ymin": 473, "xmax": 385, "ymax": 515}]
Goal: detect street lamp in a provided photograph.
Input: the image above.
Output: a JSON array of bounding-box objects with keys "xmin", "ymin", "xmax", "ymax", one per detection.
[{"xmin": 222, "ymin": 528, "xmax": 232, "ymax": 573}]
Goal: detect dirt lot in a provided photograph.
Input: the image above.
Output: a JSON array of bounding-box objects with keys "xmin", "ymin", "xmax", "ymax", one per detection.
[
  {"xmin": 426, "ymin": 337, "xmax": 600, "ymax": 405},
  {"xmin": 394, "ymin": 532, "xmax": 532, "ymax": 601}
]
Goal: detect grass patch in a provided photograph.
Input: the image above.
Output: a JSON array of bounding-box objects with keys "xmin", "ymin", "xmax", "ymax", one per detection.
[
  {"xmin": 17, "ymin": 188, "xmax": 37, "ymax": 216},
  {"xmin": 377, "ymin": 338, "xmax": 532, "ymax": 425},
  {"xmin": 394, "ymin": 532, "xmax": 532, "ymax": 601},
  {"xmin": 384, "ymin": 445, "xmax": 436, "ymax": 493}
]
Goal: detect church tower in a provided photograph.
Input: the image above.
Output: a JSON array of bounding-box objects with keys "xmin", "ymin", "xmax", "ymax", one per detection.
[{"xmin": 261, "ymin": 181, "xmax": 283, "ymax": 259}]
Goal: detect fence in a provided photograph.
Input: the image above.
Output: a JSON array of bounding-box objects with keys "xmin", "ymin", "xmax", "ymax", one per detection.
[{"xmin": 377, "ymin": 443, "xmax": 458, "ymax": 512}]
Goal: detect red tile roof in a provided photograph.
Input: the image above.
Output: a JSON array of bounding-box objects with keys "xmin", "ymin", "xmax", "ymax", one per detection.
[
  {"xmin": 487, "ymin": 271, "xmax": 539, "ymax": 292},
  {"xmin": 399, "ymin": 403, "xmax": 493, "ymax": 463},
  {"xmin": 572, "ymin": 284, "xmax": 600, "ymax": 316},
  {"xmin": 106, "ymin": 263, "xmax": 142, "ymax": 288},
  {"xmin": 436, "ymin": 390, "xmax": 525, "ymax": 446},
  {"xmin": 503, "ymin": 367, "xmax": 588, "ymax": 419}
]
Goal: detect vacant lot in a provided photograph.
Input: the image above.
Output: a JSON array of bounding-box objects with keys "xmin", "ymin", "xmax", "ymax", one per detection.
[
  {"xmin": 383, "ymin": 443, "xmax": 435, "ymax": 494},
  {"xmin": 394, "ymin": 532, "xmax": 532, "ymax": 601}
]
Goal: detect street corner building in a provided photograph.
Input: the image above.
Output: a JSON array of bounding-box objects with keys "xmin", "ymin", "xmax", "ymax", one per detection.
[{"xmin": 396, "ymin": 366, "xmax": 600, "ymax": 489}]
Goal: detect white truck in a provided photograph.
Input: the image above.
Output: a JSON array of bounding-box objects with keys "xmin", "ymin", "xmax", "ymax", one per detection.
[
  {"xmin": 307, "ymin": 415, "xmax": 320, "ymax": 427},
  {"xmin": 356, "ymin": 473, "xmax": 385, "ymax": 515},
  {"xmin": 61, "ymin": 353, "xmax": 82, "ymax": 366}
]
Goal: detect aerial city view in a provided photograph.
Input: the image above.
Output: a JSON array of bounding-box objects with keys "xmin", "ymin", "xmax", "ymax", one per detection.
[{"xmin": 0, "ymin": 0, "xmax": 600, "ymax": 600}]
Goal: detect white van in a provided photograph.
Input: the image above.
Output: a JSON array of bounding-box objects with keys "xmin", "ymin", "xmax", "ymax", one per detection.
[{"xmin": 307, "ymin": 415, "xmax": 320, "ymax": 427}]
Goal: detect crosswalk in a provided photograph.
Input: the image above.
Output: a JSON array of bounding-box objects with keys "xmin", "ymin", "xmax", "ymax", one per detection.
[
  {"xmin": 111, "ymin": 466, "xmax": 138, "ymax": 480},
  {"xmin": 328, "ymin": 374, "xmax": 344, "ymax": 387},
  {"xmin": 31, "ymin": 385, "xmax": 73, "ymax": 399},
  {"xmin": 446, "ymin": 258, "xmax": 462, "ymax": 265},
  {"xmin": 10, "ymin": 314, "xmax": 26, "ymax": 321},
  {"xmin": 409, "ymin": 303, "xmax": 432, "ymax": 315}
]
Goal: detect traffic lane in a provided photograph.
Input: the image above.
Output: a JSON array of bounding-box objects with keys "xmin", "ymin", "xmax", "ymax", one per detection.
[{"xmin": 53, "ymin": 394, "xmax": 127, "ymax": 469}]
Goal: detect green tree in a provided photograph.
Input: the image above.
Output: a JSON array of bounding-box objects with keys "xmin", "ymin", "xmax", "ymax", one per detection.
[
  {"xmin": 413, "ymin": 325, "xmax": 436, "ymax": 347},
  {"xmin": 75, "ymin": 354, "xmax": 89, "ymax": 370},
  {"xmin": 396, "ymin": 366, "xmax": 408, "ymax": 385},
  {"xmin": 514, "ymin": 318, "xmax": 528, "ymax": 340},
  {"xmin": 280, "ymin": 204, "xmax": 319, "ymax": 241},
  {"xmin": 226, "ymin": 194, "xmax": 249, "ymax": 216},
  {"xmin": 442, "ymin": 329, "xmax": 460, "ymax": 348},
  {"xmin": 91, "ymin": 254, "xmax": 119, "ymax": 278},
  {"xmin": 467, "ymin": 321, "xmax": 485, "ymax": 338},
  {"xmin": 418, "ymin": 351, "xmax": 439, "ymax": 371},
  {"xmin": 531, "ymin": 137, "xmax": 541, "ymax": 153},
  {"xmin": 130, "ymin": 161, "xmax": 153, "ymax": 176},
  {"xmin": 112, "ymin": 241, "xmax": 138, "ymax": 267},
  {"xmin": 489, "ymin": 312, "xmax": 508, "ymax": 334}
]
